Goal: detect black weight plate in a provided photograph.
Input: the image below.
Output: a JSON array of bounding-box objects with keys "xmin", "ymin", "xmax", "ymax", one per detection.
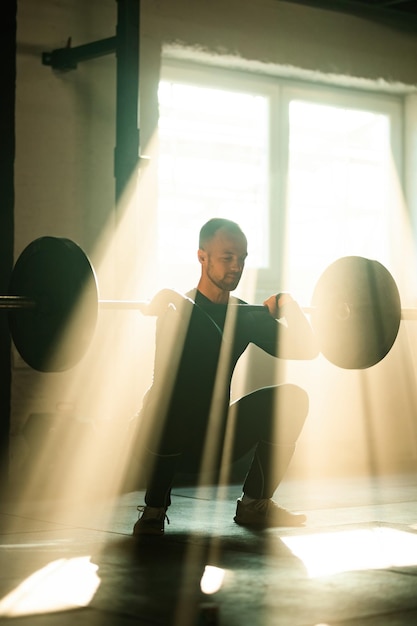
[
  {"xmin": 311, "ymin": 256, "xmax": 401, "ymax": 369},
  {"xmin": 8, "ymin": 237, "xmax": 98, "ymax": 372}
]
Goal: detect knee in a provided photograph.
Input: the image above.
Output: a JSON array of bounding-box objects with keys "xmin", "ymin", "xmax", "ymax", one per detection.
[{"xmin": 283, "ymin": 383, "xmax": 309, "ymax": 425}]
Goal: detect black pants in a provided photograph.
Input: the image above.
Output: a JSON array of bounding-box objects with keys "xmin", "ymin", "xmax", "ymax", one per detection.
[{"xmin": 144, "ymin": 383, "xmax": 309, "ymax": 508}]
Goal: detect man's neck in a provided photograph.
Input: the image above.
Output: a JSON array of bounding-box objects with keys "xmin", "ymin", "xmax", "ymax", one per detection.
[{"xmin": 196, "ymin": 280, "xmax": 229, "ymax": 304}]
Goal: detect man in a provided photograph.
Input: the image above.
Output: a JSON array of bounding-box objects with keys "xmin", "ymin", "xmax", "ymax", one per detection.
[{"xmin": 134, "ymin": 218, "xmax": 318, "ymax": 535}]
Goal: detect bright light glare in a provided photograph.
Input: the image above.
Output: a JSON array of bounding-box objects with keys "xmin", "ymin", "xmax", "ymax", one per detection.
[
  {"xmin": 282, "ymin": 527, "xmax": 417, "ymax": 578},
  {"xmin": 200, "ymin": 565, "xmax": 226, "ymax": 595},
  {"xmin": 0, "ymin": 556, "xmax": 100, "ymax": 617}
]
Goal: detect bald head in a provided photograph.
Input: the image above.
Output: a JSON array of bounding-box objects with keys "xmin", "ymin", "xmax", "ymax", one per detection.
[{"xmin": 199, "ymin": 218, "xmax": 247, "ymax": 250}]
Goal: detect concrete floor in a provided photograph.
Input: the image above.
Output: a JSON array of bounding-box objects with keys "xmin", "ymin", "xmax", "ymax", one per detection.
[{"xmin": 1, "ymin": 473, "xmax": 417, "ymax": 625}]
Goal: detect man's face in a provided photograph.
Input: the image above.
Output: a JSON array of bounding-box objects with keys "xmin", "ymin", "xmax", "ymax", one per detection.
[{"xmin": 199, "ymin": 228, "xmax": 248, "ymax": 292}]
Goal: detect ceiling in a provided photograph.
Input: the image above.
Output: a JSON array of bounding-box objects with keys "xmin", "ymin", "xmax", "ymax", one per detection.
[{"xmin": 282, "ymin": 0, "xmax": 417, "ymax": 31}]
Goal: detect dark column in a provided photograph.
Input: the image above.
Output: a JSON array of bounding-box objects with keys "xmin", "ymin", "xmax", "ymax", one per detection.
[
  {"xmin": 114, "ymin": 0, "xmax": 140, "ymax": 204},
  {"xmin": 0, "ymin": 0, "xmax": 17, "ymax": 495}
]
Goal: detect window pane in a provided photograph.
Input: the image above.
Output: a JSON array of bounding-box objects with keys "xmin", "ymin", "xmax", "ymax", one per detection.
[
  {"xmin": 157, "ymin": 80, "xmax": 269, "ymax": 269},
  {"xmin": 285, "ymin": 101, "xmax": 393, "ymax": 302}
]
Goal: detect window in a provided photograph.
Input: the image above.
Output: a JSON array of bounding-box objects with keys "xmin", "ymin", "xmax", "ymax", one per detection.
[
  {"xmin": 157, "ymin": 62, "xmax": 274, "ymax": 292},
  {"xmin": 158, "ymin": 80, "xmax": 269, "ymax": 268},
  {"xmin": 284, "ymin": 92, "xmax": 401, "ymax": 304},
  {"xmin": 157, "ymin": 61, "xmax": 403, "ymax": 303}
]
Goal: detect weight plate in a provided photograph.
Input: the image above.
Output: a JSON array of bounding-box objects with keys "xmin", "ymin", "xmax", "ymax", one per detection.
[
  {"xmin": 8, "ymin": 237, "xmax": 98, "ymax": 372},
  {"xmin": 311, "ymin": 256, "xmax": 401, "ymax": 369}
]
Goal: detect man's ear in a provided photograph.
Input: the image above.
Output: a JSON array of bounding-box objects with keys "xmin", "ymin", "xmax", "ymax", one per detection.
[{"xmin": 198, "ymin": 249, "xmax": 206, "ymax": 264}]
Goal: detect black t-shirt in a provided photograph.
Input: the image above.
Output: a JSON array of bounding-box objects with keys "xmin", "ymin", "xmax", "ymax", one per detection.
[{"xmin": 145, "ymin": 289, "xmax": 280, "ymax": 424}]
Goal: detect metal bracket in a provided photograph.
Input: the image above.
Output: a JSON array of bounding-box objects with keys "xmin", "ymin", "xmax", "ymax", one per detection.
[
  {"xmin": 42, "ymin": 36, "xmax": 117, "ymax": 71},
  {"xmin": 41, "ymin": 0, "xmax": 141, "ymax": 203}
]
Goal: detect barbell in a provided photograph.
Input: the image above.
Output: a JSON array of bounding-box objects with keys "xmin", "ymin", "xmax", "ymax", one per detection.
[{"xmin": 1, "ymin": 236, "xmax": 408, "ymax": 373}]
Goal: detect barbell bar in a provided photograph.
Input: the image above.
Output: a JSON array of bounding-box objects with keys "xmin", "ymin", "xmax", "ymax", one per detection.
[
  {"xmin": 6, "ymin": 293, "xmax": 417, "ymax": 321},
  {"xmin": 0, "ymin": 295, "xmax": 269, "ymax": 313},
  {"xmin": 3, "ymin": 294, "xmax": 417, "ymax": 319},
  {"xmin": 1, "ymin": 236, "xmax": 408, "ymax": 372},
  {"xmin": 0, "ymin": 296, "xmax": 37, "ymax": 310},
  {"xmin": 4, "ymin": 292, "xmax": 417, "ymax": 320}
]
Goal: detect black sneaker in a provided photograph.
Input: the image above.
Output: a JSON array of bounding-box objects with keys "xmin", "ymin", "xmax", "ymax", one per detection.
[
  {"xmin": 133, "ymin": 506, "xmax": 169, "ymax": 536},
  {"xmin": 234, "ymin": 497, "xmax": 306, "ymax": 528}
]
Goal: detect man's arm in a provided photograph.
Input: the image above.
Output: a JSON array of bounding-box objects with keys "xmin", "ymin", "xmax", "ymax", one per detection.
[{"xmin": 246, "ymin": 293, "xmax": 319, "ymax": 360}]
